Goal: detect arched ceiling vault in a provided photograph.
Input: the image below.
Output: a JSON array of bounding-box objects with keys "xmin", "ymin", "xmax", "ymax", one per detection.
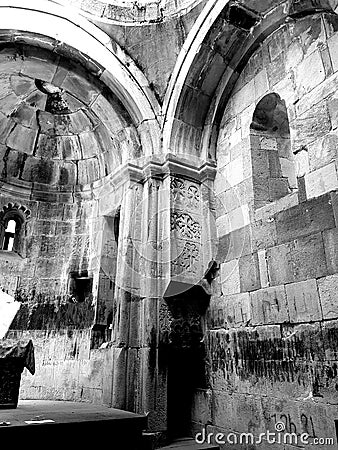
[
  {"xmin": 0, "ymin": 0, "xmax": 160, "ymax": 126},
  {"xmin": 0, "ymin": 0, "xmax": 161, "ymax": 197},
  {"xmin": 163, "ymin": 0, "xmax": 337, "ymax": 160}
]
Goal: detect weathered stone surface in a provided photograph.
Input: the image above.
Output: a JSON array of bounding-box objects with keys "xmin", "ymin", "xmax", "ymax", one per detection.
[
  {"xmin": 323, "ymin": 227, "xmax": 338, "ymax": 273},
  {"xmin": 317, "ymin": 274, "xmax": 338, "ymax": 320},
  {"xmin": 328, "ymin": 97, "xmax": 338, "ymax": 132},
  {"xmin": 275, "ymin": 193, "xmax": 335, "ymax": 244},
  {"xmin": 328, "ymin": 30, "xmax": 338, "ymax": 72},
  {"xmin": 216, "ymin": 204, "xmax": 250, "ymax": 237},
  {"xmin": 322, "ymin": 319, "xmax": 338, "ymax": 361},
  {"xmin": 216, "ymin": 225, "xmax": 253, "ymax": 262},
  {"xmin": 252, "ymin": 217, "xmax": 277, "ymax": 251},
  {"xmin": 295, "ymin": 147, "xmax": 310, "ymax": 177},
  {"xmin": 308, "ymin": 133, "xmax": 338, "ymax": 170},
  {"xmin": 213, "ymin": 390, "xmax": 265, "ymax": 434},
  {"xmin": 231, "ymin": 79, "xmax": 255, "ymax": 115},
  {"xmin": 267, "ymin": 51, "xmax": 286, "ymax": 87},
  {"xmin": 220, "ymin": 259, "xmax": 240, "ymax": 295},
  {"xmin": 6, "ymin": 123, "xmax": 38, "ymax": 154},
  {"xmin": 222, "ymin": 293, "xmax": 251, "ymax": 328},
  {"xmin": 292, "ymin": 101, "xmax": 331, "ymax": 152},
  {"xmin": 295, "ymin": 50, "xmax": 325, "ymax": 96},
  {"xmin": 267, "ymin": 233, "xmax": 327, "ymax": 286},
  {"xmin": 239, "ymin": 252, "xmax": 261, "ymax": 292},
  {"xmin": 216, "ymin": 178, "xmax": 253, "ymax": 215},
  {"xmin": 2, "ymin": 4, "xmax": 338, "ymax": 445},
  {"xmin": 191, "ymin": 389, "xmax": 212, "ymax": 426},
  {"xmin": 250, "ymin": 285, "xmax": 288, "ymax": 325},
  {"xmin": 257, "ymin": 249, "xmax": 269, "ymax": 288},
  {"xmin": 220, "ymin": 156, "xmax": 245, "ymax": 189},
  {"xmin": 286, "ymin": 279, "xmax": 323, "ymax": 323},
  {"xmin": 269, "ymin": 177, "xmax": 290, "ymax": 201},
  {"xmin": 305, "ymin": 162, "xmax": 338, "ymax": 199},
  {"xmin": 330, "ymin": 190, "xmax": 338, "ymax": 226},
  {"xmin": 254, "ymin": 69, "xmax": 269, "ymax": 100}
]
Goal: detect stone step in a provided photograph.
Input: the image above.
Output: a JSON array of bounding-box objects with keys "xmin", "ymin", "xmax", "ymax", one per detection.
[{"xmin": 159, "ymin": 437, "xmax": 219, "ymax": 450}]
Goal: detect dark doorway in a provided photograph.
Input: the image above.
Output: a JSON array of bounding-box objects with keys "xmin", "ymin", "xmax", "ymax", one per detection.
[
  {"xmin": 164, "ymin": 282, "xmax": 211, "ymax": 440},
  {"xmin": 167, "ymin": 343, "xmax": 207, "ymax": 439}
]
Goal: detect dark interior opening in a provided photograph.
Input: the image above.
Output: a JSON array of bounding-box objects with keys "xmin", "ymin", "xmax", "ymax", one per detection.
[
  {"xmin": 69, "ymin": 271, "xmax": 93, "ymax": 303},
  {"xmin": 165, "ymin": 283, "xmax": 210, "ymax": 441}
]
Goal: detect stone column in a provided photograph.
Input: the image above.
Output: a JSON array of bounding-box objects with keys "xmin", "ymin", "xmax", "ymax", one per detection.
[{"xmin": 109, "ymin": 157, "xmax": 217, "ymax": 436}]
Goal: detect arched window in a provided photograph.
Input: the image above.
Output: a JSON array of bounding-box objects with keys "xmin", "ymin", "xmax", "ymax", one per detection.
[
  {"xmin": 0, "ymin": 203, "xmax": 30, "ymax": 255},
  {"xmin": 250, "ymin": 93, "xmax": 296, "ymax": 208},
  {"xmin": 3, "ymin": 220, "xmax": 18, "ymax": 251}
]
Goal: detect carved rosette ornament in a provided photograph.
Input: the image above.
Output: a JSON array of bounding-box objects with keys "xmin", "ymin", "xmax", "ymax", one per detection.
[
  {"xmin": 170, "ymin": 177, "xmax": 201, "ymax": 209},
  {"xmin": 0, "ymin": 202, "xmax": 31, "ymax": 221},
  {"xmin": 170, "ymin": 212, "xmax": 201, "ymax": 240},
  {"xmin": 170, "ymin": 176, "xmax": 203, "ymax": 280}
]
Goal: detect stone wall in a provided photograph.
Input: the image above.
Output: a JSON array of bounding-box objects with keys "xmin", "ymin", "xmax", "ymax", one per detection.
[
  {"xmin": 92, "ymin": 0, "xmax": 207, "ymax": 100},
  {"xmin": 194, "ymin": 12, "xmax": 338, "ymax": 448},
  {"xmin": 0, "ymin": 191, "xmax": 102, "ymax": 399}
]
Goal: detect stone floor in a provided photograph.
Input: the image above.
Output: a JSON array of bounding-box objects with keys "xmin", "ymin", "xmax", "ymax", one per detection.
[{"xmin": 0, "ymin": 399, "xmax": 147, "ymax": 448}]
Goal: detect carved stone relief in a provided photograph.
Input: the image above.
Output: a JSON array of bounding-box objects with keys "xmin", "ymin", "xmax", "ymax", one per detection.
[
  {"xmin": 170, "ymin": 177, "xmax": 201, "ymax": 209},
  {"xmin": 170, "ymin": 212, "xmax": 201, "ymax": 241},
  {"xmin": 171, "ymin": 241, "xmax": 199, "ymax": 275},
  {"xmin": 170, "ymin": 176, "xmax": 203, "ymax": 277}
]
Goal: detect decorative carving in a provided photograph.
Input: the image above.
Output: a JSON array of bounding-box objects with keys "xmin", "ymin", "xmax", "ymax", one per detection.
[
  {"xmin": 159, "ymin": 300, "xmax": 173, "ymax": 338},
  {"xmin": 165, "ymin": 281, "xmax": 212, "ymax": 348},
  {"xmin": 186, "ymin": 185, "xmax": 200, "ymax": 207},
  {"xmin": 170, "ymin": 177, "xmax": 200, "ymax": 208},
  {"xmin": 171, "ymin": 242, "xmax": 199, "ymax": 275},
  {"xmin": 170, "ymin": 177, "xmax": 185, "ymax": 201},
  {"xmin": 170, "ymin": 212, "xmax": 201, "ymax": 240},
  {"xmin": 169, "ymin": 314, "xmax": 202, "ymax": 348},
  {"xmin": 71, "ymin": 235, "xmax": 90, "ymax": 258},
  {"xmin": 0, "ymin": 203, "xmax": 31, "ymax": 221}
]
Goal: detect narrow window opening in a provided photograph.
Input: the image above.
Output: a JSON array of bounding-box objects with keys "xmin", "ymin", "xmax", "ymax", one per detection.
[
  {"xmin": 114, "ymin": 207, "xmax": 121, "ymax": 244},
  {"xmin": 3, "ymin": 220, "xmax": 17, "ymax": 251}
]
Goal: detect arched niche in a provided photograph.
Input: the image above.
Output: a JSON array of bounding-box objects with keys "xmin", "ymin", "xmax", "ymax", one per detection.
[{"xmin": 250, "ymin": 93, "xmax": 297, "ymax": 208}]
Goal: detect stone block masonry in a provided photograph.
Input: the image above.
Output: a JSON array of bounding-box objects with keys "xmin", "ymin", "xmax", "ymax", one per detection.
[
  {"xmin": 208, "ymin": 10, "xmax": 338, "ymax": 448},
  {"xmin": 3, "ymin": 1, "xmax": 338, "ymax": 447}
]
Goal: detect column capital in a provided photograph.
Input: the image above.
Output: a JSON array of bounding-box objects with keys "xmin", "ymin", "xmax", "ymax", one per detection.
[{"xmin": 110, "ymin": 154, "xmax": 217, "ymax": 186}]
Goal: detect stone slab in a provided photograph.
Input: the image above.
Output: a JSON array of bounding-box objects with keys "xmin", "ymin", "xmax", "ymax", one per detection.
[
  {"xmin": 239, "ymin": 252, "xmax": 261, "ymax": 292},
  {"xmin": 266, "ymin": 233, "xmax": 327, "ymax": 286},
  {"xmin": 305, "ymin": 162, "xmax": 338, "ymax": 199},
  {"xmin": 250, "ymin": 285, "xmax": 289, "ymax": 325},
  {"xmin": 286, "ymin": 279, "xmax": 323, "ymax": 323},
  {"xmin": 275, "ymin": 193, "xmax": 335, "ymax": 244},
  {"xmin": 317, "ymin": 274, "xmax": 338, "ymax": 320}
]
